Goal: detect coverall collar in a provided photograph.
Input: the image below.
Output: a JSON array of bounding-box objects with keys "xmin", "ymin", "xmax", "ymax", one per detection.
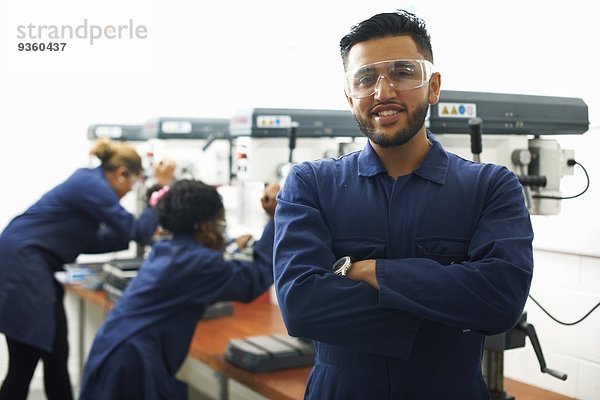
[{"xmin": 357, "ymin": 131, "xmax": 448, "ymax": 185}]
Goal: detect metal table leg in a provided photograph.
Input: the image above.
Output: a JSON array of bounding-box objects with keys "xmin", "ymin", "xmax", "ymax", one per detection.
[
  {"xmin": 78, "ymin": 297, "xmax": 85, "ymax": 381},
  {"xmin": 215, "ymin": 371, "xmax": 229, "ymax": 400}
]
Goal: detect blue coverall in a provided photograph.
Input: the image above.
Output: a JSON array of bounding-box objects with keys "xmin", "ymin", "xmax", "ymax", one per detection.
[
  {"xmin": 79, "ymin": 221, "xmax": 275, "ymax": 400},
  {"xmin": 0, "ymin": 166, "xmax": 158, "ymax": 352},
  {"xmin": 274, "ymin": 133, "xmax": 533, "ymax": 399}
]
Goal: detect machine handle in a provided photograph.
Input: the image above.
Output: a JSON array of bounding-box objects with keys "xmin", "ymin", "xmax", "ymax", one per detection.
[
  {"xmin": 202, "ymin": 131, "xmax": 228, "ymax": 151},
  {"xmin": 468, "ymin": 117, "xmax": 483, "ymax": 162},
  {"xmin": 518, "ymin": 175, "xmax": 548, "ymax": 187},
  {"xmin": 543, "ymin": 367, "xmax": 568, "ymax": 381},
  {"xmin": 202, "ymin": 133, "xmax": 217, "ymax": 151},
  {"xmin": 517, "ymin": 321, "xmax": 568, "ymax": 381},
  {"xmin": 288, "ymin": 123, "xmax": 298, "ymax": 163}
]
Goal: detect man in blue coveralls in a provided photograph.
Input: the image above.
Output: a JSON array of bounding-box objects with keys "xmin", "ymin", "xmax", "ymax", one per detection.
[{"xmin": 273, "ymin": 10, "xmax": 534, "ymax": 399}]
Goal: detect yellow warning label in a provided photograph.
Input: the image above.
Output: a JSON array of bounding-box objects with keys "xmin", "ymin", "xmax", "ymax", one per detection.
[{"xmin": 437, "ymin": 102, "xmax": 477, "ymax": 119}]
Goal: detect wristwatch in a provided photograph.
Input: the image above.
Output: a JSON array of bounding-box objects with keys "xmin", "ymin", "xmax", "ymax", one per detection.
[{"xmin": 333, "ymin": 256, "xmax": 354, "ymax": 276}]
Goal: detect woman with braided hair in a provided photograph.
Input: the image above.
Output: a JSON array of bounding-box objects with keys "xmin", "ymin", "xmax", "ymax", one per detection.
[{"xmin": 79, "ymin": 179, "xmax": 279, "ymax": 400}]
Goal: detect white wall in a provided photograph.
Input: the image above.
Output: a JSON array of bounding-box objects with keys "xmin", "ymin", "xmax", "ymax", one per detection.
[
  {"xmin": 504, "ymin": 247, "xmax": 600, "ymax": 399},
  {"xmin": 1, "ymin": 0, "xmax": 599, "ymax": 398}
]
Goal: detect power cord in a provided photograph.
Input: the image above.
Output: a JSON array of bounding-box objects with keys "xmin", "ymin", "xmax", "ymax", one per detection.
[
  {"xmin": 528, "ymin": 294, "xmax": 600, "ymax": 326},
  {"xmin": 532, "ymin": 160, "xmax": 589, "ymax": 200}
]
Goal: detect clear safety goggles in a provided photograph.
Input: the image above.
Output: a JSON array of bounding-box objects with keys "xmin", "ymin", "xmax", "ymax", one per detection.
[
  {"xmin": 213, "ymin": 219, "xmax": 227, "ymax": 235},
  {"xmin": 344, "ymin": 59, "xmax": 434, "ymax": 99}
]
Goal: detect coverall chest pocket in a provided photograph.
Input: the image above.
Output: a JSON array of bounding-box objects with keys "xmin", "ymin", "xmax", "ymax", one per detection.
[
  {"xmin": 331, "ymin": 237, "xmax": 386, "ymax": 260},
  {"xmin": 416, "ymin": 236, "xmax": 470, "ymax": 266}
]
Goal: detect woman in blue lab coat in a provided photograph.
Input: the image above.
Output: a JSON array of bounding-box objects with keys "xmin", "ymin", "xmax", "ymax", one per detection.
[
  {"xmin": 79, "ymin": 179, "xmax": 278, "ymax": 400},
  {"xmin": 0, "ymin": 138, "xmax": 160, "ymax": 400}
]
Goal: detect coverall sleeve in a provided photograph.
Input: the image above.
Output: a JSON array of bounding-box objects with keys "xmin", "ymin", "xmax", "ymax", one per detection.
[
  {"xmin": 377, "ymin": 168, "xmax": 533, "ymax": 335},
  {"xmin": 273, "ymin": 166, "xmax": 422, "ymax": 359},
  {"xmin": 205, "ymin": 221, "xmax": 276, "ymax": 303},
  {"xmin": 82, "ymin": 207, "xmax": 158, "ymax": 253},
  {"xmin": 71, "ymin": 179, "xmax": 158, "ymax": 252}
]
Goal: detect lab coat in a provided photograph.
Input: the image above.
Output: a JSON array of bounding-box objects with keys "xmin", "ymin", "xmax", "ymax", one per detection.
[
  {"xmin": 79, "ymin": 221, "xmax": 275, "ymax": 400},
  {"xmin": 274, "ymin": 134, "xmax": 533, "ymax": 399},
  {"xmin": 0, "ymin": 167, "xmax": 157, "ymax": 352}
]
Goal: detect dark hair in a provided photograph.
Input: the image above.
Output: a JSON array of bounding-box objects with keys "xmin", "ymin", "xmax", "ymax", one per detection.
[
  {"xmin": 156, "ymin": 179, "xmax": 223, "ymax": 234},
  {"xmin": 339, "ymin": 10, "xmax": 433, "ymax": 69}
]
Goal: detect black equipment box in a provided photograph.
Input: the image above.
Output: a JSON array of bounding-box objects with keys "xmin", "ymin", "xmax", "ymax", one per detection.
[
  {"xmin": 225, "ymin": 334, "xmax": 315, "ymax": 372},
  {"xmin": 428, "ymin": 90, "xmax": 589, "ymax": 135},
  {"xmin": 202, "ymin": 302, "xmax": 234, "ymax": 320},
  {"xmin": 229, "ymin": 108, "xmax": 361, "ymax": 138},
  {"xmin": 102, "ymin": 258, "xmax": 144, "ymax": 303}
]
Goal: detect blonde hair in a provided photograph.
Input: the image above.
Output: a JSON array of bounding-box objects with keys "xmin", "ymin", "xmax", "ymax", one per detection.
[{"xmin": 90, "ymin": 138, "xmax": 142, "ymax": 174}]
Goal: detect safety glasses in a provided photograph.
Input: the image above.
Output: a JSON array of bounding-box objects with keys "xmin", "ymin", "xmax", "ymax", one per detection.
[
  {"xmin": 344, "ymin": 59, "xmax": 434, "ymax": 99},
  {"xmin": 213, "ymin": 219, "xmax": 227, "ymax": 235}
]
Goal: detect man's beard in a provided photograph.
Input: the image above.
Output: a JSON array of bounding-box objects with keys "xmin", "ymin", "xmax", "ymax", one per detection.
[{"xmin": 355, "ymin": 99, "xmax": 430, "ymax": 148}]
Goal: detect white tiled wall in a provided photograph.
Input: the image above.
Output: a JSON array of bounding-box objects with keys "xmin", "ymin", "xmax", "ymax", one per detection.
[
  {"xmin": 578, "ymin": 361, "xmax": 600, "ymax": 400},
  {"xmin": 504, "ymin": 246, "xmax": 600, "ymax": 400}
]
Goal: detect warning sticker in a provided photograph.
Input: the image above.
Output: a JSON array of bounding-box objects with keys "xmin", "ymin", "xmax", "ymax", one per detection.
[
  {"xmin": 257, "ymin": 115, "xmax": 292, "ymax": 128},
  {"xmin": 437, "ymin": 102, "xmax": 477, "ymax": 119}
]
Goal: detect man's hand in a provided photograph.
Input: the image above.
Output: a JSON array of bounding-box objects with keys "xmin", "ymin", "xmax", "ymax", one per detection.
[
  {"xmin": 154, "ymin": 159, "xmax": 176, "ymax": 186},
  {"xmin": 261, "ymin": 182, "xmax": 280, "ymax": 219},
  {"xmin": 235, "ymin": 234, "xmax": 254, "ymax": 249},
  {"xmin": 345, "ymin": 259, "xmax": 379, "ymax": 290}
]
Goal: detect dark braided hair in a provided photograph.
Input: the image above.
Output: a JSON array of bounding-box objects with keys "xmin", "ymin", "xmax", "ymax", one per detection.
[
  {"xmin": 156, "ymin": 179, "xmax": 223, "ymax": 234},
  {"xmin": 339, "ymin": 10, "xmax": 434, "ymax": 69}
]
